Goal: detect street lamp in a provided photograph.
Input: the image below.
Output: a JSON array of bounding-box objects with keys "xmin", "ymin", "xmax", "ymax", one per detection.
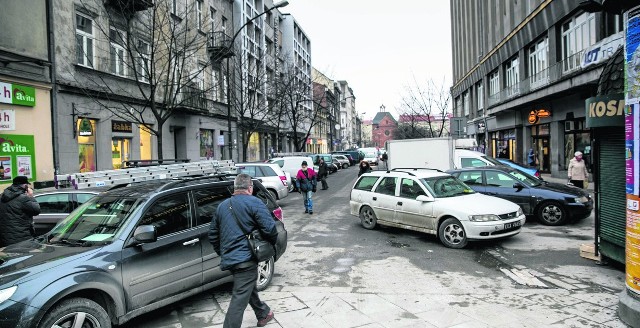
[{"xmin": 224, "ymin": 0, "xmax": 289, "ymax": 161}]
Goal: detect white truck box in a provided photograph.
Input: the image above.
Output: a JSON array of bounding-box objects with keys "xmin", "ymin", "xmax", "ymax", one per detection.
[{"xmin": 386, "ymin": 138, "xmax": 454, "ymax": 171}]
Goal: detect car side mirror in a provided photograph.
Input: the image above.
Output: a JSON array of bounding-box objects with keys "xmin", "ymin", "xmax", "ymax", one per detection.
[
  {"xmin": 133, "ymin": 225, "xmax": 157, "ymax": 244},
  {"xmin": 513, "ymin": 182, "xmax": 524, "ymax": 190},
  {"xmin": 416, "ymin": 195, "xmax": 435, "ymax": 202}
]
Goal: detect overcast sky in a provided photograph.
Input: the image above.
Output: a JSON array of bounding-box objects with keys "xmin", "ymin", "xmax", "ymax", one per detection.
[{"xmin": 283, "ymin": 1, "xmax": 453, "ymax": 121}]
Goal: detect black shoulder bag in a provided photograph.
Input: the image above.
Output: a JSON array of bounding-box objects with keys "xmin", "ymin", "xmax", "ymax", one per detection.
[{"xmin": 229, "ymin": 198, "xmax": 275, "ymax": 262}]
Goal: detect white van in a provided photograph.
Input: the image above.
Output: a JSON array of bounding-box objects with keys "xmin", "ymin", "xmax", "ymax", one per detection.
[{"xmin": 267, "ymin": 156, "xmax": 315, "ymax": 192}]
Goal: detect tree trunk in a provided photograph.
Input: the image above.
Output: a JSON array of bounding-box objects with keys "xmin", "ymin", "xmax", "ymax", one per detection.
[{"xmin": 156, "ymin": 126, "xmax": 164, "ymax": 160}]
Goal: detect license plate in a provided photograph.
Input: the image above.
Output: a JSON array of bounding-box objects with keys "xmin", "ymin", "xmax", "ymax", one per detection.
[{"xmin": 504, "ymin": 221, "xmax": 522, "ymax": 229}]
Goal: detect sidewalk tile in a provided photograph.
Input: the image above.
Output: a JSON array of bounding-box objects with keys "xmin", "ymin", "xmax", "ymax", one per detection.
[
  {"xmin": 320, "ymin": 308, "xmax": 373, "ymax": 327},
  {"xmin": 414, "ymin": 308, "xmax": 474, "ymax": 328},
  {"xmin": 336, "ymin": 293, "xmax": 404, "ymax": 315},
  {"xmin": 272, "ymin": 308, "xmax": 330, "ymax": 328},
  {"xmin": 568, "ymin": 292, "xmax": 620, "ymax": 308},
  {"xmin": 561, "ymin": 302, "xmax": 620, "ymax": 324},
  {"xmin": 451, "ymin": 303, "xmax": 521, "ymax": 326},
  {"xmin": 377, "ymin": 294, "xmax": 446, "ymax": 313}
]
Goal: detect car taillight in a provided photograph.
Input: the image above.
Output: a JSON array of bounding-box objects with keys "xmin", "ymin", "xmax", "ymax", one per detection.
[
  {"xmin": 279, "ymin": 175, "xmax": 287, "ymax": 186},
  {"xmin": 273, "ymin": 207, "xmax": 283, "ymax": 221}
]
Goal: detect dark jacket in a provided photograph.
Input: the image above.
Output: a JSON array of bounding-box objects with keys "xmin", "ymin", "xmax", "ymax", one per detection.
[
  {"xmin": 358, "ymin": 163, "xmax": 371, "ymax": 177},
  {"xmin": 317, "ymin": 161, "xmax": 328, "ymax": 177},
  {"xmin": 296, "ymin": 169, "xmax": 317, "ymax": 192},
  {"xmin": 208, "ymin": 194, "xmax": 278, "ymax": 271},
  {"xmin": 0, "ymin": 185, "xmax": 41, "ymax": 247}
]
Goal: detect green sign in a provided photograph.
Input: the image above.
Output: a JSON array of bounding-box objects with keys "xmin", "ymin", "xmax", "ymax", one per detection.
[
  {"xmin": 585, "ymin": 94, "xmax": 625, "ymax": 128},
  {"xmin": 0, "ymin": 81, "xmax": 36, "ymax": 107},
  {"xmin": 0, "ymin": 134, "xmax": 37, "ymax": 183}
]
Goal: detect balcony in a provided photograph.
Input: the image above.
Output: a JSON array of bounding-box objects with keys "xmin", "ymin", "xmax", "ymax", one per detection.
[
  {"xmin": 104, "ymin": 0, "xmax": 153, "ymax": 12},
  {"xmin": 207, "ymin": 32, "xmax": 234, "ymax": 62},
  {"xmin": 178, "ymin": 86, "xmax": 211, "ymax": 113}
]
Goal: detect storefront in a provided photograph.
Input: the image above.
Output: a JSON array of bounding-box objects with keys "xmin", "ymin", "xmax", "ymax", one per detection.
[
  {"xmin": 491, "ymin": 128, "xmax": 517, "ymax": 161},
  {"xmin": 0, "ymin": 79, "xmax": 53, "ymax": 187}
]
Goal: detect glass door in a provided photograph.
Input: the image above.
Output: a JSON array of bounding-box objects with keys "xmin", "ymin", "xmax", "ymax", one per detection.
[
  {"xmin": 112, "ymin": 138, "xmax": 131, "ymax": 169},
  {"xmin": 533, "ymin": 137, "xmax": 550, "ymax": 173}
]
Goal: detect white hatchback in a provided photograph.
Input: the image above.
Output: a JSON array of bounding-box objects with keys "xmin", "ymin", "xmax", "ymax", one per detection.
[{"xmin": 349, "ymin": 168, "xmax": 525, "ymax": 248}]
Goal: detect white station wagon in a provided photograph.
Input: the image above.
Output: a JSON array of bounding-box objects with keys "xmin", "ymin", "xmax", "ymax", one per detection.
[{"xmin": 349, "ymin": 168, "xmax": 525, "ymax": 248}]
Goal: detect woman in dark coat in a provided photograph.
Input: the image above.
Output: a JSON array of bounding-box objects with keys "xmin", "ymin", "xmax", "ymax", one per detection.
[{"xmin": 358, "ymin": 161, "xmax": 372, "ymax": 177}]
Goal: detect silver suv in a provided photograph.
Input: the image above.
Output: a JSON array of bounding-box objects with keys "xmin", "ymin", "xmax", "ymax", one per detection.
[
  {"xmin": 236, "ymin": 163, "xmax": 289, "ymax": 200},
  {"xmin": 333, "ymin": 154, "xmax": 350, "ymax": 169}
]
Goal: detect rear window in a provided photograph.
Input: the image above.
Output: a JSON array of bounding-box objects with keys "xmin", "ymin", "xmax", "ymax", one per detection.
[
  {"xmin": 354, "ymin": 176, "xmax": 379, "ymax": 191},
  {"xmin": 460, "ymin": 157, "xmax": 488, "ymax": 168},
  {"xmin": 260, "ymin": 166, "xmax": 276, "ymax": 176},
  {"xmin": 237, "ymin": 166, "xmax": 264, "ymax": 177}
]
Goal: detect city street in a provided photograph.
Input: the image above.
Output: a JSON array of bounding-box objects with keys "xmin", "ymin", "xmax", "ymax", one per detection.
[{"xmin": 125, "ymin": 165, "xmax": 629, "ymax": 328}]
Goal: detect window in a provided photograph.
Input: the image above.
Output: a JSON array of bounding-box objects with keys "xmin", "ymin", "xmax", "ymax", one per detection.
[
  {"xmin": 196, "ymin": 0, "xmax": 203, "ymax": 30},
  {"xmin": 489, "ymin": 71, "xmax": 500, "ymax": 96},
  {"xmin": 354, "ymin": 176, "xmax": 379, "ymax": 191},
  {"xmin": 139, "ymin": 193, "xmax": 191, "ymax": 238},
  {"xmin": 456, "ymin": 171, "xmax": 483, "ymax": 186},
  {"xmin": 477, "ymin": 83, "xmax": 484, "ymax": 113},
  {"xmin": 194, "ymin": 188, "xmax": 230, "ymax": 226},
  {"xmin": 454, "ymin": 97, "xmax": 461, "ymax": 117},
  {"xmin": 529, "ymin": 37, "xmax": 549, "ymax": 88},
  {"xmin": 136, "ymin": 40, "xmax": 150, "ymax": 82},
  {"xmin": 463, "ymin": 91, "xmax": 470, "ymax": 116},
  {"xmin": 75, "ymin": 193, "xmax": 97, "ymax": 206},
  {"xmin": 171, "ymin": 0, "xmax": 178, "ymax": 15},
  {"xmin": 212, "ymin": 68, "xmax": 221, "ymax": 101},
  {"xmin": 237, "ymin": 165, "xmax": 265, "ymax": 177},
  {"xmin": 485, "ymin": 171, "xmax": 517, "ymax": 188},
  {"xmin": 504, "ymin": 57, "xmax": 519, "ymax": 97},
  {"xmin": 374, "ymin": 177, "xmax": 397, "ymax": 196},
  {"xmin": 562, "ymin": 12, "xmax": 596, "ymax": 72},
  {"xmin": 76, "ymin": 14, "xmax": 94, "ymax": 67},
  {"xmin": 109, "ymin": 28, "xmax": 127, "ymax": 76},
  {"xmin": 399, "ymin": 178, "xmax": 426, "ymax": 199},
  {"xmin": 460, "ymin": 157, "xmax": 490, "ymax": 168},
  {"xmin": 209, "ymin": 6, "xmax": 216, "ymax": 32},
  {"xmin": 35, "ymin": 194, "xmax": 71, "ymax": 214}
]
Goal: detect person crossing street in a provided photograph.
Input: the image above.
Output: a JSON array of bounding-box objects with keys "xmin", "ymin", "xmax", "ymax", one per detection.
[{"xmin": 317, "ymin": 158, "xmax": 329, "ymax": 190}]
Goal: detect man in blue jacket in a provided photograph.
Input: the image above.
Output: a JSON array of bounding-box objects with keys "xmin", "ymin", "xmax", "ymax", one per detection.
[{"xmin": 209, "ymin": 174, "xmax": 278, "ymax": 328}]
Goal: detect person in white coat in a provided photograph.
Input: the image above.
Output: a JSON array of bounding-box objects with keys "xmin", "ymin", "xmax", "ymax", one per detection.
[{"xmin": 568, "ymin": 151, "xmax": 589, "ymax": 189}]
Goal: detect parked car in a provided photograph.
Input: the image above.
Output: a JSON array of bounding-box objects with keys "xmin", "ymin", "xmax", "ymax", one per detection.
[
  {"xmin": 0, "ymin": 176, "xmax": 287, "ymax": 328},
  {"xmin": 333, "ymin": 154, "xmax": 351, "ymax": 169},
  {"xmin": 447, "ymin": 166, "xmax": 592, "ymax": 226},
  {"xmin": 235, "ymin": 162, "xmax": 289, "ymax": 200},
  {"xmin": 331, "ymin": 158, "xmax": 342, "ymax": 172},
  {"xmin": 497, "ymin": 158, "xmax": 542, "ymax": 179},
  {"xmin": 267, "ymin": 156, "xmax": 316, "ymax": 192},
  {"xmin": 333, "ymin": 151, "xmax": 360, "ymax": 165},
  {"xmin": 350, "ymin": 168, "xmax": 525, "ymax": 248},
  {"xmin": 33, "ymin": 188, "xmax": 108, "ymax": 235}
]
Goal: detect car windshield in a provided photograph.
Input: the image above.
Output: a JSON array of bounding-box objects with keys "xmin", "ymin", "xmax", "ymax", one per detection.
[
  {"xmin": 45, "ymin": 196, "xmax": 141, "ymax": 246},
  {"xmin": 421, "ymin": 176, "xmax": 475, "ymax": 198},
  {"xmin": 481, "ymin": 155, "xmax": 503, "ymax": 166},
  {"xmin": 509, "ymin": 170, "xmax": 542, "ymax": 187}
]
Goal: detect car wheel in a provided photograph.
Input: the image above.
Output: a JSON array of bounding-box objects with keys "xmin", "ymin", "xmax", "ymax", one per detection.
[
  {"xmin": 342, "ymin": 163, "xmax": 349, "ymax": 169},
  {"xmin": 438, "ymin": 217, "xmax": 468, "ymax": 248},
  {"xmin": 38, "ymin": 298, "xmax": 111, "ymax": 328},
  {"xmin": 537, "ymin": 201, "xmax": 567, "ymax": 226},
  {"xmin": 289, "ymin": 179, "xmax": 296, "ymax": 192},
  {"xmin": 256, "ymin": 256, "xmax": 274, "ymax": 291},
  {"xmin": 268, "ymin": 189, "xmax": 278, "ymax": 201},
  {"xmin": 359, "ymin": 206, "xmax": 377, "ymax": 229}
]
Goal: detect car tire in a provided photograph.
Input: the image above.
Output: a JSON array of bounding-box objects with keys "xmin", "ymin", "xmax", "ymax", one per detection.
[
  {"xmin": 359, "ymin": 206, "xmax": 377, "ymax": 229},
  {"xmin": 256, "ymin": 256, "xmax": 274, "ymax": 291},
  {"xmin": 289, "ymin": 179, "xmax": 296, "ymax": 192},
  {"xmin": 438, "ymin": 217, "xmax": 468, "ymax": 249},
  {"xmin": 537, "ymin": 201, "xmax": 567, "ymax": 226},
  {"xmin": 268, "ymin": 189, "xmax": 278, "ymax": 201},
  {"xmin": 342, "ymin": 163, "xmax": 349, "ymax": 169},
  {"xmin": 38, "ymin": 297, "xmax": 111, "ymax": 328}
]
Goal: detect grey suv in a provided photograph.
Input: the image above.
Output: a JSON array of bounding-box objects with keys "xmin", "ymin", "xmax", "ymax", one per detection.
[{"xmin": 0, "ymin": 176, "xmax": 287, "ymax": 328}]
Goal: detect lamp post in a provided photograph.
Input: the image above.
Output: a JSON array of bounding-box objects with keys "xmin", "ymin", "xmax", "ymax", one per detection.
[{"xmin": 224, "ymin": 0, "xmax": 289, "ymax": 161}]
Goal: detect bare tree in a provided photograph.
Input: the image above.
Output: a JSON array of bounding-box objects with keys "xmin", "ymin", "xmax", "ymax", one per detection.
[
  {"xmin": 395, "ymin": 77, "xmax": 451, "ymax": 139},
  {"xmin": 67, "ymin": 0, "xmax": 226, "ymax": 159}
]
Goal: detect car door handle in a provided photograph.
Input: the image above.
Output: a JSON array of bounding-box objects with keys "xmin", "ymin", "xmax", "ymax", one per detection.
[
  {"xmin": 373, "ymin": 197, "xmax": 377, "ymax": 201},
  {"xmin": 486, "ymin": 192, "xmax": 497, "ymax": 195},
  {"xmin": 397, "ymin": 201, "xmax": 403, "ymax": 206},
  {"xmin": 182, "ymin": 238, "xmax": 199, "ymax": 246}
]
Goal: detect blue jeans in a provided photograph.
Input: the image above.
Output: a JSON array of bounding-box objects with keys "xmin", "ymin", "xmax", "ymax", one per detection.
[
  {"xmin": 224, "ymin": 264, "xmax": 271, "ymax": 328},
  {"xmin": 303, "ymin": 191, "xmax": 313, "ymax": 212}
]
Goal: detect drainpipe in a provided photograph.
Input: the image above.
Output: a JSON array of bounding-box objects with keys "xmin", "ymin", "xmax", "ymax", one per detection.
[{"xmin": 46, "ymin": 0, "xmax": 60, "ymax": 177}]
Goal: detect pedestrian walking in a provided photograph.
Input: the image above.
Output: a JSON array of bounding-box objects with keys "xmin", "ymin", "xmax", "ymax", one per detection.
[
  {"xmin": 208, "ymin": 173, "xmax": 278, "ymax": 328},
  {"xmin": 295, "ymin": 161, "xmax": 317, "ymax": 214},
  {"xmin": 527, "ymin": 148, "xmax": 536, "ymax": 167},
  {"xmin": 568, "ymin": 151, "xmax": 589, "ymax": 189},
  {"xmin": 358, "ymin": 160, "xmax": 372, "ymax": 177},
  {"xmin": 0, "ymin": 176, "xmax": 41, "ymax": 247},
  {"xmin": 317, "ymin": 158, "xmax": 329, "ymax": 190}
]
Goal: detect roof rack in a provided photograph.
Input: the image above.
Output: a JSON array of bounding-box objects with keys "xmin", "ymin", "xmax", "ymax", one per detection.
[{"xmin": 390, "ymin": 168, "xmax": 444, "ymax": 173}]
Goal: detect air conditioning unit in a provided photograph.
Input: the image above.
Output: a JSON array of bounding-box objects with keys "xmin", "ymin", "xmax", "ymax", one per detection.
[{"xmin": 565, "ymin": 121, "xmax": 574, "ymax": 131}]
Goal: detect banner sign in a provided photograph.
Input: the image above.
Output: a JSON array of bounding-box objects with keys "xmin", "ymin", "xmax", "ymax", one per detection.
[
  {"xmin": 582, "ymin": 32, "xmax": 624, "ymax": 69},
  {"xmin": 586, "ymin": 94, "xmax": 625, "ymax": 128},
  {"xmin": 111, "ymin": 121, "xmax": 132, "ymax": 133},
  {"xmin": 0, "ymin": 81, "xmax": 36, "ymax": 107},
  {"xmin": 0, "ymin": 134, "xmax": 36, "ymax": 183},
  {"xmin": 0, "ymin": 109, "xmax": 15, "ymax": 130}
]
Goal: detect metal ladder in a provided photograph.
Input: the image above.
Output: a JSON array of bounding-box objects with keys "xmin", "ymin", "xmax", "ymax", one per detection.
[{"xmin": 54, "ymin": 160, "xmax": 236, "ymax": 189}]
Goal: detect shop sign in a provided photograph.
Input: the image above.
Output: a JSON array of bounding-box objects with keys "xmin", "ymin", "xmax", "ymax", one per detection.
[
  {"xmin": 0, "ymin": 134, "xmax": 36, "ymax": 183},
  {"xmin": 585, "ymin": 94, "xmax": 625, "ymax": 128},
  {"xmin": 527, "ymin": 109, "xmax": 552, "ymax": 124},
  {"xmin": 0, "ymin": 81, "xmax": 36, "ymax": 107},
  {"xmin": 477, "ymin": 121, "xmax": 486, "ymax": 133},
  {"xmin": 112, "ymin": 120, "xmax": 132, "ymax": 133},
  {"xmin": 581, "ymin": 32, "xmax": 624, "ymax": 69},
  {"xmin": 217, "ymin": 135, "xmax": 225, "ymax": 146},
  {"xmin": 78, "ymin": 118, "xmax": 93, "ymax": 136},
  {"xmin": 0, "ymin": 109, "xmax": 15, "ymax": 130}
]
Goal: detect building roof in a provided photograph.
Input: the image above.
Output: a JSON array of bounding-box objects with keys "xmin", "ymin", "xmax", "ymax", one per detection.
[{"xmin": 372, "ymin": 112, "xmax": 397, "ymax": 125}]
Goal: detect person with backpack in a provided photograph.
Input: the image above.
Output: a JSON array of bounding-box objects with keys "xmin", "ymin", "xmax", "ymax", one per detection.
[{"xmin": 296, "ymin": 161, "xmax": 317, "ymax": 214}]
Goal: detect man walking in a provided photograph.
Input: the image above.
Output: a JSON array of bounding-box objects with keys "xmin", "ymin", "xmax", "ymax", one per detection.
[
  {"xmin": 208, "ymin": 174, "xmax": 278, "ymax": 328},
  {"xmin": 317, "ymin": 158, "xmax": 329, "ymax": 190},
  {"xmin": 296, "ymin": 161, "xmax": 317, "ymax": 214},
  {"xmin": 0, "ymin": 176, "xmax": 41, "ymax": 247}
]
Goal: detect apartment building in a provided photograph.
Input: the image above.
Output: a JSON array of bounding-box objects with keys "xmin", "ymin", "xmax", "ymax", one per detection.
[
  {"xmin": 0, "ymin": 0, "xmax": 55, "ymax": 188},
  {"xmin": 450, "ymin": 0, "xmax": 622, "ymax": 177},
  {"xmin": 337, "ymin": 81, "xmax": 357, "ymax": 150}
]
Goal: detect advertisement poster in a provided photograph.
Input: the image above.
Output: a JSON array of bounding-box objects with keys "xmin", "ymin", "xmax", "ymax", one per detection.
[
  {"xmin": 626, "ymin": 7, "xmax": 640, "ymax": 295},
  {"xmin": 199, "ymin": 129, "xmax": 214, "ymax": 159},
  {"xmin": 0, "ymin": 134, "xmax": 36, "ymax": 183}
]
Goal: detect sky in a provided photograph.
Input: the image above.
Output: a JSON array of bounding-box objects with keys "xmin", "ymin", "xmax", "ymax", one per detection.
[{"xmin": 283, "ymin": 0, "xmax": 453, "ymax": 121}]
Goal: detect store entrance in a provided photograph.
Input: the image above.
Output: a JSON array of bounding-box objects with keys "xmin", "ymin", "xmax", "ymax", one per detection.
[
  {"xmin": 112, "ymin": 138, "xmax": 131, "ymax": 169},
  {"xmin": 532, "ymin": 137, "xmax": 550, "ymax": 173}
]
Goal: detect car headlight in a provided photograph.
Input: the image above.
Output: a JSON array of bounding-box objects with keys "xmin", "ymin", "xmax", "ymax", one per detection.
[
  {"xmin": 0, "ymin": 286, "xmax": 17, "ymax": 304},
  {"xmin": 517, "ymin": 207, "xmax": 523, "ymax": 217},
  {"xmin": 576, "ymin": 196, "xmax": 589, "ymax": 203},
  {"xmin": 469, "ymin": 214, "xmax": 501, "ymax": 222}
]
